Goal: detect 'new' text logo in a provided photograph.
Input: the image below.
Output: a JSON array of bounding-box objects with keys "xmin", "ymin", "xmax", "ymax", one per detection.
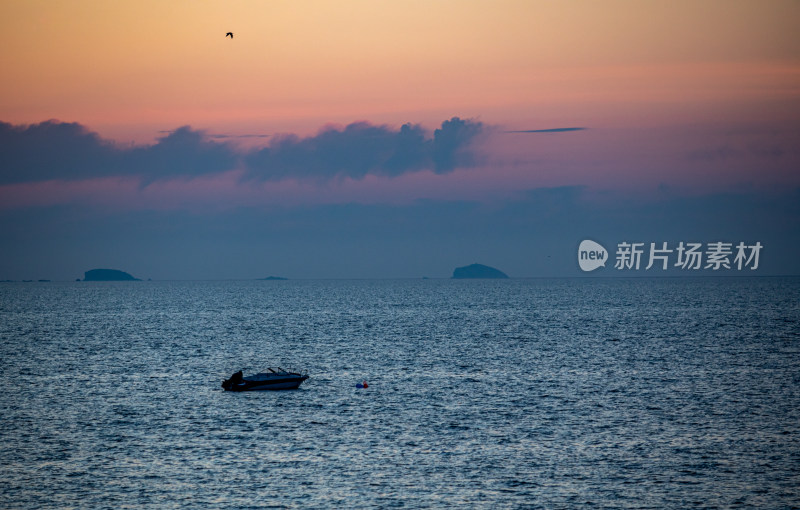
[{"xmin": 578, "ymin": 240, "xmax": 608, "ymax": 272}]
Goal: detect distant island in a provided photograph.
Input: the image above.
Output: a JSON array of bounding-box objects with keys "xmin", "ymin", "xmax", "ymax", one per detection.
[
  {"xmin": 83, "ymin": 269, "xmax": 140, "ymax": 281},
  {"xmin": 258, "ymin": 276, "xmax": 288, "ymax": 281},
  {"xmin": 452, "ymin": 263, "xmax": 509, "ymax": 279}
]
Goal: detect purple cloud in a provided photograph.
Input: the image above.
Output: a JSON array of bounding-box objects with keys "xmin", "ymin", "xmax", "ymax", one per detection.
[
  {"xmin": 0, "ymin": 120, "xmax": 116, "ymax": 184},
  {"xmin": 0, "ymin": 118, "xmax": 487, "ymax": 186},
  {"xmin": 244, "ymin": 117, "xmax": 486, "ymax": 181},
  {"xmin": 0, "ymin": 121, "xmax": 238, "ymax": 185}
]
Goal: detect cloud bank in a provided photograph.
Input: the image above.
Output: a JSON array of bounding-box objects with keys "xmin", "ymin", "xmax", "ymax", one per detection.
[
  {"xmin": 245, "ymin": 117, "xmax": 486, "ymax": 181},
  {"xmin": 0, "ymin": 118, "xmax": 487, "ymax": 186},
  {"xmin": 0, "ymin": 121, "xmax": 238, "ymax": 185}
]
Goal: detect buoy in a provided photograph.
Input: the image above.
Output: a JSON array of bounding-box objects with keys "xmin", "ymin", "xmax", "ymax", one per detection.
[{"xmin": 356, "ymin": 380, "xmax": 368, "ymax": 389}]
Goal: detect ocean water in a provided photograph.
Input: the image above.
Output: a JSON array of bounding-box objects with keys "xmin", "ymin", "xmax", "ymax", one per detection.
[{"xmin": 1, "ymin": 278, "xmax": 798, "ymax": 509}]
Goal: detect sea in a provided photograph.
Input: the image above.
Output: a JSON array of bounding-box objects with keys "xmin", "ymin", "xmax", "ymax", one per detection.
[{"xmin": 1, "ymin": 278, "xmax": 798, "ymax": 509}]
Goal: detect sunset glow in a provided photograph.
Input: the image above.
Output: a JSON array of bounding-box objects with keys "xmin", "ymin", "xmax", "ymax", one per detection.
[
  {"xmin": 2, "ymin": 1, "xmax": 797, "ymax": 138},
  {"xmin": 0, "ymin": 0, "xmax": 798, "ymax": 279}
]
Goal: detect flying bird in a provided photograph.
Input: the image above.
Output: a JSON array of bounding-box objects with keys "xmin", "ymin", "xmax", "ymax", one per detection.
[{"xmin": 226, "ymin": 32, "xmax": 233, "ymax": 39}]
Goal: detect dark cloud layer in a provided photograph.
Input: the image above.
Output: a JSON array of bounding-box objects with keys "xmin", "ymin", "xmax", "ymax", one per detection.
[
  {"xmin": 1, "ymin": 186, "xmax": 796, "ymax": 280},
  {"xmin": 0, "ymin": 121, "xmax": 238, "ymax": 185},
  {"xmin": 244, "ymin": 117, "xmax": 486, "ymax": 181},
  {"xmin": 0, "ymin": 118, "xmax": 486, "ymax": 185},
  {"xmin": 126, "ymin": 127, "xmax": 239, "ymax": 185},
  {"xmin": 0, "ymin": 120, "xmax": 116, "ymax": 184}
]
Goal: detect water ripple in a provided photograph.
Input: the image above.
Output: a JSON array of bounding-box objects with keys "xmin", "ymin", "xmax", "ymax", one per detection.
[{"xmin": 1, "ymin": 278, "xmax": 799, "ymax": 508}]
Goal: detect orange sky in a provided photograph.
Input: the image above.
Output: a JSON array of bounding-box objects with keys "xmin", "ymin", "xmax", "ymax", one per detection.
[
  {"xmin": 1, "ymin": 0, "xmax": 798, "ymax": 143},
  {"xmin": 1, "ymin": 1, "xmax": 799, "ymax": 280}
]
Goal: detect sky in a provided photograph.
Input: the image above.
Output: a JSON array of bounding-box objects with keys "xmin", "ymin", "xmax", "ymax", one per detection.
[{"xmin": 0, "ymin": 0, "xmax": 798, "ymax": 280}]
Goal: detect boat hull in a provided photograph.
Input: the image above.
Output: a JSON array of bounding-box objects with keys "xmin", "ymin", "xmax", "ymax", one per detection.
[
  {"xmin": 222, "ymin": 370, "xmax": 309, "ymax": 391},
  {"xmin": 227, "ymin": 375, "xmax": 308, "ymax": 391}
]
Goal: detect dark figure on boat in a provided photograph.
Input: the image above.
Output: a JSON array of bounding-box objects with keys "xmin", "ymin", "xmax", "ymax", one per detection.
[{"xmin": 222, "ymin": 370, "xmax": 243, "ymax": 390}]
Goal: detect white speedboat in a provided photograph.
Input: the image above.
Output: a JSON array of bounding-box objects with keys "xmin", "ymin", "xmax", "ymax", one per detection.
[{"xmin": 222, "ymin": 368, "xmax": 308, "ymax": 391}]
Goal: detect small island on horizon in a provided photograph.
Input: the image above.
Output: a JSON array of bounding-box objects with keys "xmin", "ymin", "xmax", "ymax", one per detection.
[
  {"xmin": 83, "ymin": 269, "xmax": 140, "ymax": 281},
  {"xmin": 452, "ymin": 263, "xmax": 509, "ymax": 279},
  {"xmin": 257, "ymin": 276, "xmax": 288, "ymax": 281}
]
